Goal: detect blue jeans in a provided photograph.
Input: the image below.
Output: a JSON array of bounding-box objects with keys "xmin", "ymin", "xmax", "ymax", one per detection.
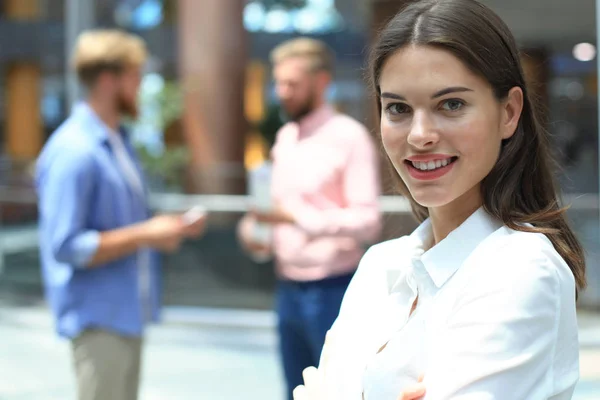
[{"xmin": 276, "ymin": 272, "xmax": 354, "ymax": 400}]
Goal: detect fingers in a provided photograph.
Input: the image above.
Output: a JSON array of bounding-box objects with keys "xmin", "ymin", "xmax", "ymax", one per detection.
[
  {"xmin": 302, "ymin": 366, "xmax": 319, "ymax": 388},
  {"xmin": 251, "ymin": 210, "xmax": 277, "ymax": 224},
  {"xmin": 161, "ymin": 241, "xmax": 181, "ymax": 254},
  {"xmin": 397, "ymin": 382, "xmax": 426, "ymax": 400},
  {"xmin": 292, "ymin": 367, "xmax": 318, "ymax": 400},
  {"xmin": 293, "ymin": 385, "xmax": 308, "ymax": 400},
  {"xmin": 247, "ymin": 242, "xmax": 271, "ymax": 254},
  {"xmin": 247, "ymin": 208, "xmax": 262, "ymax": 221},
  {"xmin": 183, "ymin": 217, "xmax": 206, "ymax": 237},
  {"xmin": 247, "ymin": 240, "xmax": 269, "ymax": 250},
  {"xmin": 302, "ymin": 366, "xmax": 324, "ymax": 400}
]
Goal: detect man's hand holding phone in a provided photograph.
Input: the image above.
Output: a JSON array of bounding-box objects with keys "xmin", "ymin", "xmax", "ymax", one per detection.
[{"xmin": 181, "ymin": 206, "xmax": 208, "ymax": 238}]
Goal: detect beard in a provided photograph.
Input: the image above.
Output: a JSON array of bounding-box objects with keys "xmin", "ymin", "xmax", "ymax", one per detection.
[
  {"xmin": 117, "ymin": 91, "xmax": 139, "ymax": 119},
  {"xmin": 282, "ymin": 92, "xmax": 317, "ymax": 122}
]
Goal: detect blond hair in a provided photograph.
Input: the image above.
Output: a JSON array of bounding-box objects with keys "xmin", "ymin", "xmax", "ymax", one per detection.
[
  {"xmin": 71, "ymin": 29, "xmax": 148, "ymax": 86},
  {"xmin": 270, "ymin": 37, "xmax": 334, "ymax": 73}
]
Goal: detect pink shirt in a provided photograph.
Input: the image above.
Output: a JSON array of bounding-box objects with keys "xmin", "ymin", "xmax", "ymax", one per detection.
[{"xmin": 271, "ymin": 105, "xmax": 382, "ymax": 281}]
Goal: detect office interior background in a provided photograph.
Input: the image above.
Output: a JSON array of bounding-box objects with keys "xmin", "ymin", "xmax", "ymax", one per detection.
[{"xmin": 0, "ymin": 0, "xmax": 599, "ymax": 399}]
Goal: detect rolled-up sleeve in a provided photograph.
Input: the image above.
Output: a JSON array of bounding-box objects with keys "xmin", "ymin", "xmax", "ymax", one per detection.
[
  {"xmin": 37, "ymin": 150, "xmax": 100, "ymax": 268},
  {"xmin": 292, "ymin": 128, "xmax": 382, "ymax": 242},
  {"xmin": 423, "ymin": 251, "xmax": 569, "ymax": 399}
]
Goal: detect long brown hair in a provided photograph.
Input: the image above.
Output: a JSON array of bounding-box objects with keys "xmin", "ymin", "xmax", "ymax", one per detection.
[{"xmin": 368, "ymin": 0, "xmax": 586, "ymax": 290}]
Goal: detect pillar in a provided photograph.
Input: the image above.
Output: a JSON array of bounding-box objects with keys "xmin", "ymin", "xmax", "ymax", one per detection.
[
  {"xmin": 4, "ymin": 0, "xmax": 42, "ymax": 161},
  {"xmin": 244, "ymin": 60, "xmax": 268, "ymax": 170},
  {"xmin": 178, "ymin": 0, "xmax": 247, "ymax": 194}
]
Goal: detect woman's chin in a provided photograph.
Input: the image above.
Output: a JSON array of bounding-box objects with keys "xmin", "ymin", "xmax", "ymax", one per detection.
[{"xmin": 410, "ymin": 191, "xmax": 454, "ymax": 209}]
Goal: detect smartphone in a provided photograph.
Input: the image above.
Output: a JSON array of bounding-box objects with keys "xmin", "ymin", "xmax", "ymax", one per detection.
[{"xmin": 181, "ymin": 205, "xmax": 207, "ymax": 226}]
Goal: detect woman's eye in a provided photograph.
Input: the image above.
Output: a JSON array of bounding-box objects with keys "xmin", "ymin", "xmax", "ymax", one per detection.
[
  {"xmin": 441, "ymin": 99, "xmax": 465, "ymax": 112},
  {"xmin": 385, "ymin": 103, "xmax": 411, "ymax": 115}
]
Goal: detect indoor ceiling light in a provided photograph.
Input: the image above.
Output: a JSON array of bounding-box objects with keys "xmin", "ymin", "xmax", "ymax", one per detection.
[{"xmin": 573, "ymin": 42, "xmax": 596, "ymax": 62}]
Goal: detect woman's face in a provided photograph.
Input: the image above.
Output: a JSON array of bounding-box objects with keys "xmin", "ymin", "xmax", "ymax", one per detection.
[{"xmin": 379, "ymin": 45, "xmax": 522, "ymax": 212}]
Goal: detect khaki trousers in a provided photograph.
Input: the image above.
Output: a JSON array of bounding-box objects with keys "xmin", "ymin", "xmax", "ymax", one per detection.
[{"xmin": 71, "ymin": 329, "xmax": 143, "ymax": 400}]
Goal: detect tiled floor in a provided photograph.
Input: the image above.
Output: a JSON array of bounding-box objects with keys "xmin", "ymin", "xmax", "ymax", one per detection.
[
  {"xmin": 0, "ymin": 305, "xmax": 598, "ymax": 399},
  {"xmin": 0, "ymin": 306, "xmax": 283, "ymax": 400}
]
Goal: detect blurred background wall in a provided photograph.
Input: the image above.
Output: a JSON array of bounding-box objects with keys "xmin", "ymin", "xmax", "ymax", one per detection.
[{"xmin": 0, "ymin": 0, "xmax": 597, "ymax": 310}]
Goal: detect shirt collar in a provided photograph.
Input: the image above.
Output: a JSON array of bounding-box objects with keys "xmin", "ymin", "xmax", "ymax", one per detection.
[
  {"xmin": 296, "ymin": 104, "xmax": 335, "ymax": 137},
  {"xmin": 391, "ymin": 207, "xmax": 503, "ymax": 291},
  {"xmin": 72, "ymin": 102, "xmax": 128, "ymax": 144}
]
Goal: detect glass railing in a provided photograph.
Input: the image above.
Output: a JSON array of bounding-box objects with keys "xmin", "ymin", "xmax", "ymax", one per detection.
[{"xmin": 0, "ymin": 183, "xmax": 599, "ymax": 308}]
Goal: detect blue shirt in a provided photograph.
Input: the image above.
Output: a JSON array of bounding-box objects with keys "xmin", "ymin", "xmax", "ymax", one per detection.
[{"xmin": 35, "ymin": 103, "xmax": 161, "ymax": 339}]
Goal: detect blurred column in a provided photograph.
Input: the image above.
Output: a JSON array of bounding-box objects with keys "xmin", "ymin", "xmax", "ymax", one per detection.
[
  {"xmin": 178, "ymin": 0, "xmax": 247, "ymax": 194},
  {"xmin": 4, "ymin": 0, "xmax": 42, "ymax": 161},
  {"xmin": 65, "ymin": 0, "xmax": 95, "ymax": 111},
  {"xmin": 244, "ymin": 61, "xmax": 268, "ymax": 170}
]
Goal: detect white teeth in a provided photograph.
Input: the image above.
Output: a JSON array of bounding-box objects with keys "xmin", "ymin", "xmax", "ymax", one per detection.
[{"xmin": 411, "ymin": 158, "xmax": 454, "ymax": 171}]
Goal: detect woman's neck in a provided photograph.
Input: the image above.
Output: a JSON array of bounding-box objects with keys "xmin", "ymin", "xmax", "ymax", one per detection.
[{"xmin": 428, "ymin": 186, "xmax": 483, "ymax": 245}]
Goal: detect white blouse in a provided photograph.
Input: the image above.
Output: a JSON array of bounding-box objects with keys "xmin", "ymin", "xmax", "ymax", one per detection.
[{"xmin": 320, "ymin": 208, "xmax": 579, "ymax": 400}]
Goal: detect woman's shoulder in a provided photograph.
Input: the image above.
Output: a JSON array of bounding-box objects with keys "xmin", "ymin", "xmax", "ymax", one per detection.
[
  {"xmin": 492, "ymin": 227, "xmax": 571, "ymax": 270},
  {"xmin": 467, "ymin": 227, "xmax": 575, "ymax": 297}
]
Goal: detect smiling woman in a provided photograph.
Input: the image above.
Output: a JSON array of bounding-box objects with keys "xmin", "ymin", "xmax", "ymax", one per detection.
[
  {"xmin": 292, "ymin": 0, "xmax": 587, "ymax": 399},
  {"xmin": 377, "ymin": 44, "xmax": 524, "ymax": 230},
  {"xmin": 368, "ymin": 1, "xmax": 586, "ymax": 289}
]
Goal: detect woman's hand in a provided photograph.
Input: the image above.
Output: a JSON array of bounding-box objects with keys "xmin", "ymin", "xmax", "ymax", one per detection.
[
  {"xmin": 292, "ymin": 330, "xmax": 336, "ymax": 400},
  {"xmin": 293, "ymin": 330, "xmax": 426, "ymax": 400},
  {"xmin": 293, "ymin": 367, "xmax": 325, "ymax": 400},
  {"xmin": 397, "ymin": 376, "xmax": 426, "ymax": 400},
  {"xmin": 293, "ymin": 368, "xmax": 426, "ymax": 400}
]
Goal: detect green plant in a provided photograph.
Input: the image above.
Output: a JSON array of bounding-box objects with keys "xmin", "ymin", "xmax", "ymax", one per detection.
[
  {"xmin": 130, "ymin": 78, "xmax": 188, "ymax": 190},
  {"xmin": 154, "ymin": 80, "xmax": 183, "ymax": 131},
  {"xmin": 136, "ymin": 145, "xmax": 190, "ymax": 190}
]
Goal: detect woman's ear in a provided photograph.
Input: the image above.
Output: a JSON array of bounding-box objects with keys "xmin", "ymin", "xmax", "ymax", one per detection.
[{"xmin": 500, "ymin": 86, "xmax": 524, "ymax": 140}]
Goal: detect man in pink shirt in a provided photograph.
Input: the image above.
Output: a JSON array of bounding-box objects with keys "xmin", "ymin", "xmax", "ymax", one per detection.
[{"xmin": 238, "ymin": 37, "xmax": 381, "ymax": 400}]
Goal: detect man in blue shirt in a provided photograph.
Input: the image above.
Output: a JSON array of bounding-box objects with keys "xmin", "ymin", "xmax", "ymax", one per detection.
[{"xmin": 36, "ymin": 29, "xmax": 205, "ymax": 400}]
